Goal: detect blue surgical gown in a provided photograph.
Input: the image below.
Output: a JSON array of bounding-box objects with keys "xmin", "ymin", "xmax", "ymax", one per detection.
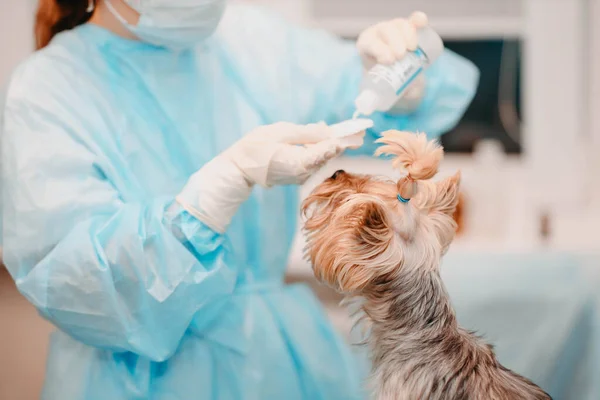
[{"xmin": 1, "ymin": 5, "xmax": 478, "ymax": 400}]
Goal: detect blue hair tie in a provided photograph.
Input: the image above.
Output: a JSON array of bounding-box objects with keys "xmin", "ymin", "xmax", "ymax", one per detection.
[{"xmin": 397, "ymin": 194, "xmax": 410, "ymax": 203}]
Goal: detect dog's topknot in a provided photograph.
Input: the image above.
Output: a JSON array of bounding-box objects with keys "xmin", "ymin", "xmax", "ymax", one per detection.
[{"xmin": 374, "ymin": 131, "xmax": 443, "ymax": 180}]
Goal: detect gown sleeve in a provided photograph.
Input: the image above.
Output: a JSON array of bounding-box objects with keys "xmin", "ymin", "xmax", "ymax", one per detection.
[{"xmin": 1, "ymin": 61, "xmax": 237, "ymax": 362}]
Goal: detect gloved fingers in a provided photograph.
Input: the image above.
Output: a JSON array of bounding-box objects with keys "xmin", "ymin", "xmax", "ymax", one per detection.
[
  {"xmin": 301, "ymin": 140, "xmax": 344, "ymax": 172},
  {"xmin": 276, "ymin": 121, "xmax": 334, "ymax": 145},
  {"xmin": 291, "ymin": 122, "xmax": 333, "ymax": 145},
  {"xmin": 378, "ymin": 21, "xmax": 410, "ymax": 60},
  {"xmin": 266, "ymin": 144, "xmax": 313, "ymax": 186},
  {"xmin": 357, "ymin": 26, "xmax": 396, "ymax": 66},
  {"xmin": 358, "ymin": 12, "xmax": 428, "ymax": 68},
  {"xmin": 392, "ymin": 18, "xmax": 418, "ymax": 52},
  {"xmin": 338, "ymin": 131, "xmax": 366, "ymax": 150},
  {"xmin": 360, "ymin": 54, "xmax": 378, "ymax": 71},
  {"xmin": 231, "ymin": 123, "xmax": 356, "ymax": 187},
  {"xmin": 295, "ymin": 171, "xmax": 314, "ymax": 186},
  {"xmin": 409, "ymin": 11, "xmax": 428, "ymax": 28}
]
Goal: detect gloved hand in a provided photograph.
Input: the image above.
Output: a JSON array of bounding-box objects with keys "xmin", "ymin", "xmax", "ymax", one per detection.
[
  {"xmin": 225, "ymin": 122, "xmax": 363, "ymax": 187},
  {"xmin": 176, "ymin": 122, "xmax": 364, "ymax": 232},
  {"xmin": 357, "ymin": 11, "xmax": 430, "ymax": 113}
]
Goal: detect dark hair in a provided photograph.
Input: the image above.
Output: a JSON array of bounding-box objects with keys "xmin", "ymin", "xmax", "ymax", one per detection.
[{"xmin": 35, "ymin": 0, "xmax": 93, "ymax": 49}]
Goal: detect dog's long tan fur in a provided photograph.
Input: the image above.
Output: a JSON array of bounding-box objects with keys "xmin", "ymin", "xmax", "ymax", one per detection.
[{"xmin": 302, "ymin": 131, "xmax": 551, "ymax": 400}]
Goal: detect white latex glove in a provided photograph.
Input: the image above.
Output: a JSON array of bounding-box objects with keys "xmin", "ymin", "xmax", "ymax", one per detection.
[
  {"xmin": 357, "ymin": 11, "xmax": 429, "ymax": 114},
  {"xmin": 225, "ymin": 122, "xmax": 363, "ymax": 187},
  {"xmin": 176, "ymin": 122, "xmax": 364, "ymax": 233}
]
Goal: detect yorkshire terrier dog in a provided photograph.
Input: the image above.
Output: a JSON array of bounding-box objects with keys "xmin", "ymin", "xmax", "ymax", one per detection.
[{"xmin": 302, "ymin": 131, "xmax": 551, "ymax": 400}]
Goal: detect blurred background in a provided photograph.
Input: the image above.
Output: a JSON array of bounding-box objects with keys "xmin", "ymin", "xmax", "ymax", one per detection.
[{"xmin": 1, "ymin": 0, "xmax": 599, "ymax": 399}]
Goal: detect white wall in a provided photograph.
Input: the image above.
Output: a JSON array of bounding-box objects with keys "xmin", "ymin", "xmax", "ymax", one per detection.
[
  {"xmin": 591, "ymin": 0, "xmax": 600, "ymax": 200},
  {"xmin": 0, "ymin": 1, "xmax": 35, "ymax": 88},
  {"xmin": 593, "ymin": 0, "xmax": 600, "ymax": 149}
]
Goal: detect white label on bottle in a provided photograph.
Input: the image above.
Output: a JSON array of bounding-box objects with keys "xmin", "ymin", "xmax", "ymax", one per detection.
[{"xmin": 368, "ymin": 49, "xmax": 427, "ymax": 95}]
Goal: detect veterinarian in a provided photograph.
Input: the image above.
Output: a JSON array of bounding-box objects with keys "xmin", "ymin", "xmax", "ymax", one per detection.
[{"xmin": 1, "ymin": 0, "xmax": 478, "ymax": 398}]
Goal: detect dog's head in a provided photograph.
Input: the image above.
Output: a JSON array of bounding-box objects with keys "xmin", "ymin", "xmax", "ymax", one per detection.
[{"xmin": 302, "ymin": 131, "xmax": 460, "ymax": 294}]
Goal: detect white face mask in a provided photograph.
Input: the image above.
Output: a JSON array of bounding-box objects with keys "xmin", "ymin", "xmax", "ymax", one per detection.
[{"xmin": 105, "ymin": 0, "xmax": 226, "ymax": 50}]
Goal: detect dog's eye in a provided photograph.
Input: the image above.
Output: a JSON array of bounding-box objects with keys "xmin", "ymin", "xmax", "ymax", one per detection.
[{"xmin": 330, "ymin": 170, "xmax": 345, "ymax": 180}]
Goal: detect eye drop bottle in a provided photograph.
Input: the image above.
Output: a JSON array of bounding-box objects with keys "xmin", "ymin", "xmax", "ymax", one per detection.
[{"xmin": 354, "ymin": 27, "xmax": 444, "ymax": 117}]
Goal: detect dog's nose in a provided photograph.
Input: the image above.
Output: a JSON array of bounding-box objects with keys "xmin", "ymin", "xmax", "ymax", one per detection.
[{"xmin": 330, "ymin": 169, "xmax": 345, "ymax": 180}]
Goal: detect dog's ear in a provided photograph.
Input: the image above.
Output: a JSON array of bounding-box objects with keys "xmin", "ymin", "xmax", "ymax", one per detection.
[
  {"xmin": 419, "ymin": 172, "xmax": 461, "ymax": 252},
  {"xmin": 306, "ymin": 196, "xmax": 399, "ymax": 292},
  {"xmin": 430, "ymin": 172, "xmax": 461, "ymax": 215}
]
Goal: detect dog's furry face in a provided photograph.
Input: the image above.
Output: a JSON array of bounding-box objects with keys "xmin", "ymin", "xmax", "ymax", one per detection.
[
  {"xmin": 302, "ymin": 132, "xmax": 461, "ymax": 295},
  {"xmin": 302, "ymin": 131, "xmax": 553, "ymax": 400}
]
